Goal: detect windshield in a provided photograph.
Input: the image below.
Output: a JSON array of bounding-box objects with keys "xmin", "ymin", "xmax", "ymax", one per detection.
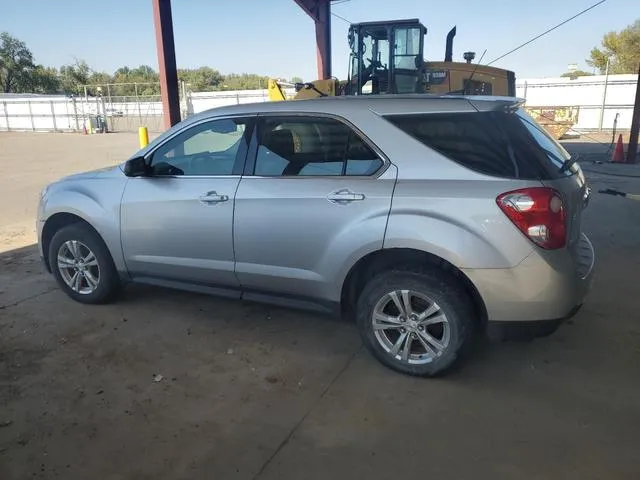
[
  {"xmin": 358, "ymin": 25, "xmax": 391, "ymax": 95},
  {"xmin": 393, "ymin": 27, "xmax": 421, "ymax": 69},
  {"xmin": 515, "ymin": 108, "xmax": 571, "ymax": 167}
]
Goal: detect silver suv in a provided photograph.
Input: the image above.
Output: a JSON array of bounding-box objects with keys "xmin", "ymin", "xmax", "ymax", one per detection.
[{"xmin": 37, "ymin": 95, "xmax": 594, "ymax": 376}]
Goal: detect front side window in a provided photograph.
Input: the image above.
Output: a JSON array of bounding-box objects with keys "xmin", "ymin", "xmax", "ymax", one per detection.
[
  {"xmin": 392, "ymin": 27, "xmax": 422, "ymax": 94},
  {"xmin": 253, "ymin": 116, "xmax": 383, "ymax": 177},
  {"xmin": 150, "ymin": 118, "xmax": 251, "ymax": 176},
  {"xmin": 361, "ymin": 26, "xmax": 391, "ymax": 95}
]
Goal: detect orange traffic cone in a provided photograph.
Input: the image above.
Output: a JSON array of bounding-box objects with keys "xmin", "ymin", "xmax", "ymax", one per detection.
[{"xmin": 612, "ymin": 134, "xmax": 625, "ymax": 163}]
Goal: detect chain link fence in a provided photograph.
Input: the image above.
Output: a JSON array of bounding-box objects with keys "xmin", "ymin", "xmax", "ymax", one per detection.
[{"xmin": 100, "ymin": 94, "xmax": 164, "ymax": 133}]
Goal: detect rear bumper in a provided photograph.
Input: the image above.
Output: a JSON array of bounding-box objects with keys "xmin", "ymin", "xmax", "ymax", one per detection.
[
  {"xmin": 485, "ymin": 305, "xmax": 582, "ymax": 341},
  {"xmin": 463, "ymin": 233, "xmax": 594, "ymax": 324}
]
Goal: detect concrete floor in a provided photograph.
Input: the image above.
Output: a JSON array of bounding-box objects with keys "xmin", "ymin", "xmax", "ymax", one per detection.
[{"xmin": 1, "ymin": 132, "xmax": 640, "ymax": 479}]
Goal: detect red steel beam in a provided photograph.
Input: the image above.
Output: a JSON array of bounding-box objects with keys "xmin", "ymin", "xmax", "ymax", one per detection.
[
  {"xmin": 315, "ymin": 0, "xmax": 331, "ymax": 79},
  {"xmin": 293, "ymin": 0, "xmax": 332, "ymax": 79},
  {"xmin": 293, "ymin": 0, "xmax": 315, "ymax": 17},
  {"xmin": 152, "ymin": 0, "xmax": 181, "ymax": 129}
]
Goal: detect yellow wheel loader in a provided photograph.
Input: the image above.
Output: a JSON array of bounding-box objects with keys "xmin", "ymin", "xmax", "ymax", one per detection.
[{"xmin": 268, "ymin": 18, "xmax": 516, "ymax": 101}]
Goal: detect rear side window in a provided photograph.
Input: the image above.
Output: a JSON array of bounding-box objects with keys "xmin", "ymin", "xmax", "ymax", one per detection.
[
  {"xmin": 384, "ymin": 109, "xmax": 571, "ymax": 180},
  {"xmin": 253, "ymin": 116, "xmax": 384, "ymax": 177}
]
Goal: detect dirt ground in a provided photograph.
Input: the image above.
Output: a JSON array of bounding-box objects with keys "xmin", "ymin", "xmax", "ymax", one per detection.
[{"xmin": 1, "ymin": 132, "xmax": 640, "ymax": 479}]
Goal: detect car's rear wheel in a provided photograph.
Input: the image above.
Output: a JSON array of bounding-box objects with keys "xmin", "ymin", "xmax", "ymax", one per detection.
[
  {"xmin": 48, "ymin": 224, "xmax": 120, "ymax": 304},
  {"xmin": 356, "ymin": 269, "xmax": 474, "ymax": 377}
]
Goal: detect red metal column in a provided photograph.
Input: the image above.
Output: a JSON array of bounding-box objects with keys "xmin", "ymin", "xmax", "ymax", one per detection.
[
  {"xmin": 626, "ymin": 63, "xmax": 640, "ymax": 164},
  {"xmin": 293, "ymin": 0, "xmax": 332, "ymax": 80},
  {"xmin": 152, "ymin": 0, "xmax": 181, "ymax": 129},
  {"xmin": 315, "ymin": 1, "xmax": 332, "ymax": 79}
]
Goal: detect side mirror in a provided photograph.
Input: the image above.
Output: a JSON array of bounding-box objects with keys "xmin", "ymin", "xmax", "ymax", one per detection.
[{"xmin": 124, "ymin": 156, "xmax": 149, "ymax": 177}]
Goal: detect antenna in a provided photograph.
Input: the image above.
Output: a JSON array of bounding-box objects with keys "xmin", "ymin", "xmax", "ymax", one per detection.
[
  {"xmin": 446, "ymin": 49, "xmax": 487, "ymax": 95},
  {"xmin": 462, "ymin": 49, "xmax": 487, "ymax": 94}
]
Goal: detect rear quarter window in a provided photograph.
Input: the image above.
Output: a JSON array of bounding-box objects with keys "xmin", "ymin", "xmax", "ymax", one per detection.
[{"xmin": 383, "ymin": 109, "xmax": 572, "ymax": 180}]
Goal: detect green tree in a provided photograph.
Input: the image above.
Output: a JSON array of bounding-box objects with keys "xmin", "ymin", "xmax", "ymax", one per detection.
[
  {"xmin": 290, "ymin": 76, "xmax": 304, "ymax": 84},
  {"xmin": 113, "ymin": 66, "xmax": 131, "ymax": 78},
  {"xmin": 587, "ymin": 19, "xmax": 640, "ymax": 74},
  {"xmin": 178, "ymin": 67, "xmax": 223, "ymax": 92},
  {"xmin": 131, "ymin": 65, "xmax": 156, "ymax": 79},
  {"xmin": 561, "ymin": 70, "xmax": 594, "ymax": 79},
  {"xmin": 29, "ymin": 65, "xmax": 60, "ymax": 93},
  {"xmin": 131, "ymin": 65, "xmax": 160, "ymax": 94},
  {"xmin": 59, "ymin": 60, "xmax": 91, "ymax": 94},
  {"xmin": 223, "ymin": 73, "xmax": 269, "ymax": 90},
  {"xmin": 88, "ymin": 71, "xmax": 112, "ymax": 85},
  {"xmin": 111, "ymin": 65, "xmax": 159, "ymax": 96},
  {"xmin": 0, "ymin": 32, "xmax": 36, "ymax": 93}
]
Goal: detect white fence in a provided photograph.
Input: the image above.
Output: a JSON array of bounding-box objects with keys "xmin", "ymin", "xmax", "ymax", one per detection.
[
  {"xmin": 0, "ymin": 94, "xmax": 84, "ymax": 132},
  {"xmin": 0, "ymin": 88, "xmax": 296, "ymax": 133},
  {"xmin": 0, "ymin": 75, "xmax": 637, "ymax": 133},
  {"xmin": 517, "ymin": 74, "xmax": 637, "ymax": 131}
]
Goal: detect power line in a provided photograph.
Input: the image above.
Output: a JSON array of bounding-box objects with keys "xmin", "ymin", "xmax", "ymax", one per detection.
[
  {"xmin": 487, "ymin": 0, "xmax": 607, "ymax": 66},
  {"xmin": 331, "ymin": 11, "xmax": 351, "ymax": 24}
]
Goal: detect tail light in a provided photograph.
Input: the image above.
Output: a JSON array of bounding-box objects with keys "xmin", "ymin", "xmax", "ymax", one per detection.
[{"xmin": 497, "ymin": 187, "xmax": 566, "ymax": 250}]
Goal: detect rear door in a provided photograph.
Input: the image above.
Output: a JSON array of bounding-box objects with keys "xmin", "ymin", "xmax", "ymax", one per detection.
[{"xmin": 233, "ymin": 114, "xmax": 396, "ymax": 304}]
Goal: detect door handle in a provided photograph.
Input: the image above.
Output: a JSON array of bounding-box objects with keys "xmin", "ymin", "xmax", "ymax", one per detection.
[
  {"xmin": 327, "ymin": 189, "xmax": 365, "ymax": 204},
  {"xmin": 199, "ymin": 191, "xmax": 229, "ymax": 204}
]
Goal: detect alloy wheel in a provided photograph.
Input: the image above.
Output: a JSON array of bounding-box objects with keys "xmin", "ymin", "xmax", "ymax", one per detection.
[
  {"xmin": 372, "ymin": 289, "xmax": 450, "ymax": 365},
  {"xmin": 57, "ymin": 240, "xmax": 101, "ymax": 295}
]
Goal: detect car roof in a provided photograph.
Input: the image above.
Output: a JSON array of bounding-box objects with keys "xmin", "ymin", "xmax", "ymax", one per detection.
[
  {"xmin": 187, "ymin": 94, "xmax": 524, "ymax": 123},
  {"xmin": 131, "ymin": 94, "xmax": 523, "ymax": 160}
]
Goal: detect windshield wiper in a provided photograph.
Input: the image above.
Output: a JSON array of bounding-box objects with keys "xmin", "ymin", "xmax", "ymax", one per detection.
[
  {"xmin": 536, "ymin": 144, "xmax": 575, "ymax": 173},
  {"xmin": 559, "ymin": 153, "xmax": 580, "ymax": 173}
]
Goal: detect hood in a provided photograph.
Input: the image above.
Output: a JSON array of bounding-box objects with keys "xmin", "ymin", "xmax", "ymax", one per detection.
[{"xmin": 59, "ymin": 165, "xmax": 124, "ymax": 182}]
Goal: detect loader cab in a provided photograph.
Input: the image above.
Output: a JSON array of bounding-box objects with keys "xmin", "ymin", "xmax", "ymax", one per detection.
[{"xmin": 346, "ymin": 19, "xmax": 426, "ymax": 95}]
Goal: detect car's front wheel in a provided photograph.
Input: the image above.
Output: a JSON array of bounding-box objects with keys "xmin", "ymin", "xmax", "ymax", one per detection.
[
  {"xmin": 356, "ymin": 269, "xmax": 475, "ymax": 377},
  {"xmin": 48, "ymin": 223, "xmax": 120, "ymax": 304}
]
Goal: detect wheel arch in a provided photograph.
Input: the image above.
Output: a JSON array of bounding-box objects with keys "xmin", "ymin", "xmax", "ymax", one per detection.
[
  {"xmin": 340, "ymin": 247, "xmax": 487, "ymax": 327},
  {"xmin": 41, "ymin": 213, "xmax": 105, "ymax": 272}
]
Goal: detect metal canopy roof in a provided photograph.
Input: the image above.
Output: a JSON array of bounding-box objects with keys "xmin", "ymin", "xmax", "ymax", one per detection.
[{"xmin": 152, "ymin": 0, "xmax": 338, "ymax": 129}]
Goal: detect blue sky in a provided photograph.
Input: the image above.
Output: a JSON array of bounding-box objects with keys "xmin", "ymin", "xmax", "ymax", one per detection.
[{"xmin": 1, "ymin": 0, "xmax": 631, "ymax": 81}]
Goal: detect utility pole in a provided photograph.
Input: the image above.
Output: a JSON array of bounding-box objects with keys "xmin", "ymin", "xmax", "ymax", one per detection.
[
  {"xmin": 599, "ymin": 57, "xmax": 610, "ymax": 132},
  {"xmin": 626, "ymin": 63, "xmax": 640, "ymax": 164}
]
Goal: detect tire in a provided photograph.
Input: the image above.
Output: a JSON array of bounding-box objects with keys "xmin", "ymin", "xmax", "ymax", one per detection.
[
  {"xmin": 356, "ymin": 268, "xmax": 475, "ymax": 377},
  {"xmin": 48, "ymin": 223, "xmax": 120, "ymax": 304}
]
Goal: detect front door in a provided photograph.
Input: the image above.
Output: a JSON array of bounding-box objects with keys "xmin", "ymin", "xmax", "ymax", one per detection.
[
  {"xmin": 121, "ymin": 116, "xmax": 253, "ymax": 289},
  {"xmin": 233, "ymin": 114, "xmax": 396, "ymax": 304}
]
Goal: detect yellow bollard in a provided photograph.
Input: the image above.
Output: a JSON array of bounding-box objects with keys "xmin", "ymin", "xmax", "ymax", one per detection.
[{"xmin": 138, "ymin": 126, "xmax": 149, "ymax": 148}]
